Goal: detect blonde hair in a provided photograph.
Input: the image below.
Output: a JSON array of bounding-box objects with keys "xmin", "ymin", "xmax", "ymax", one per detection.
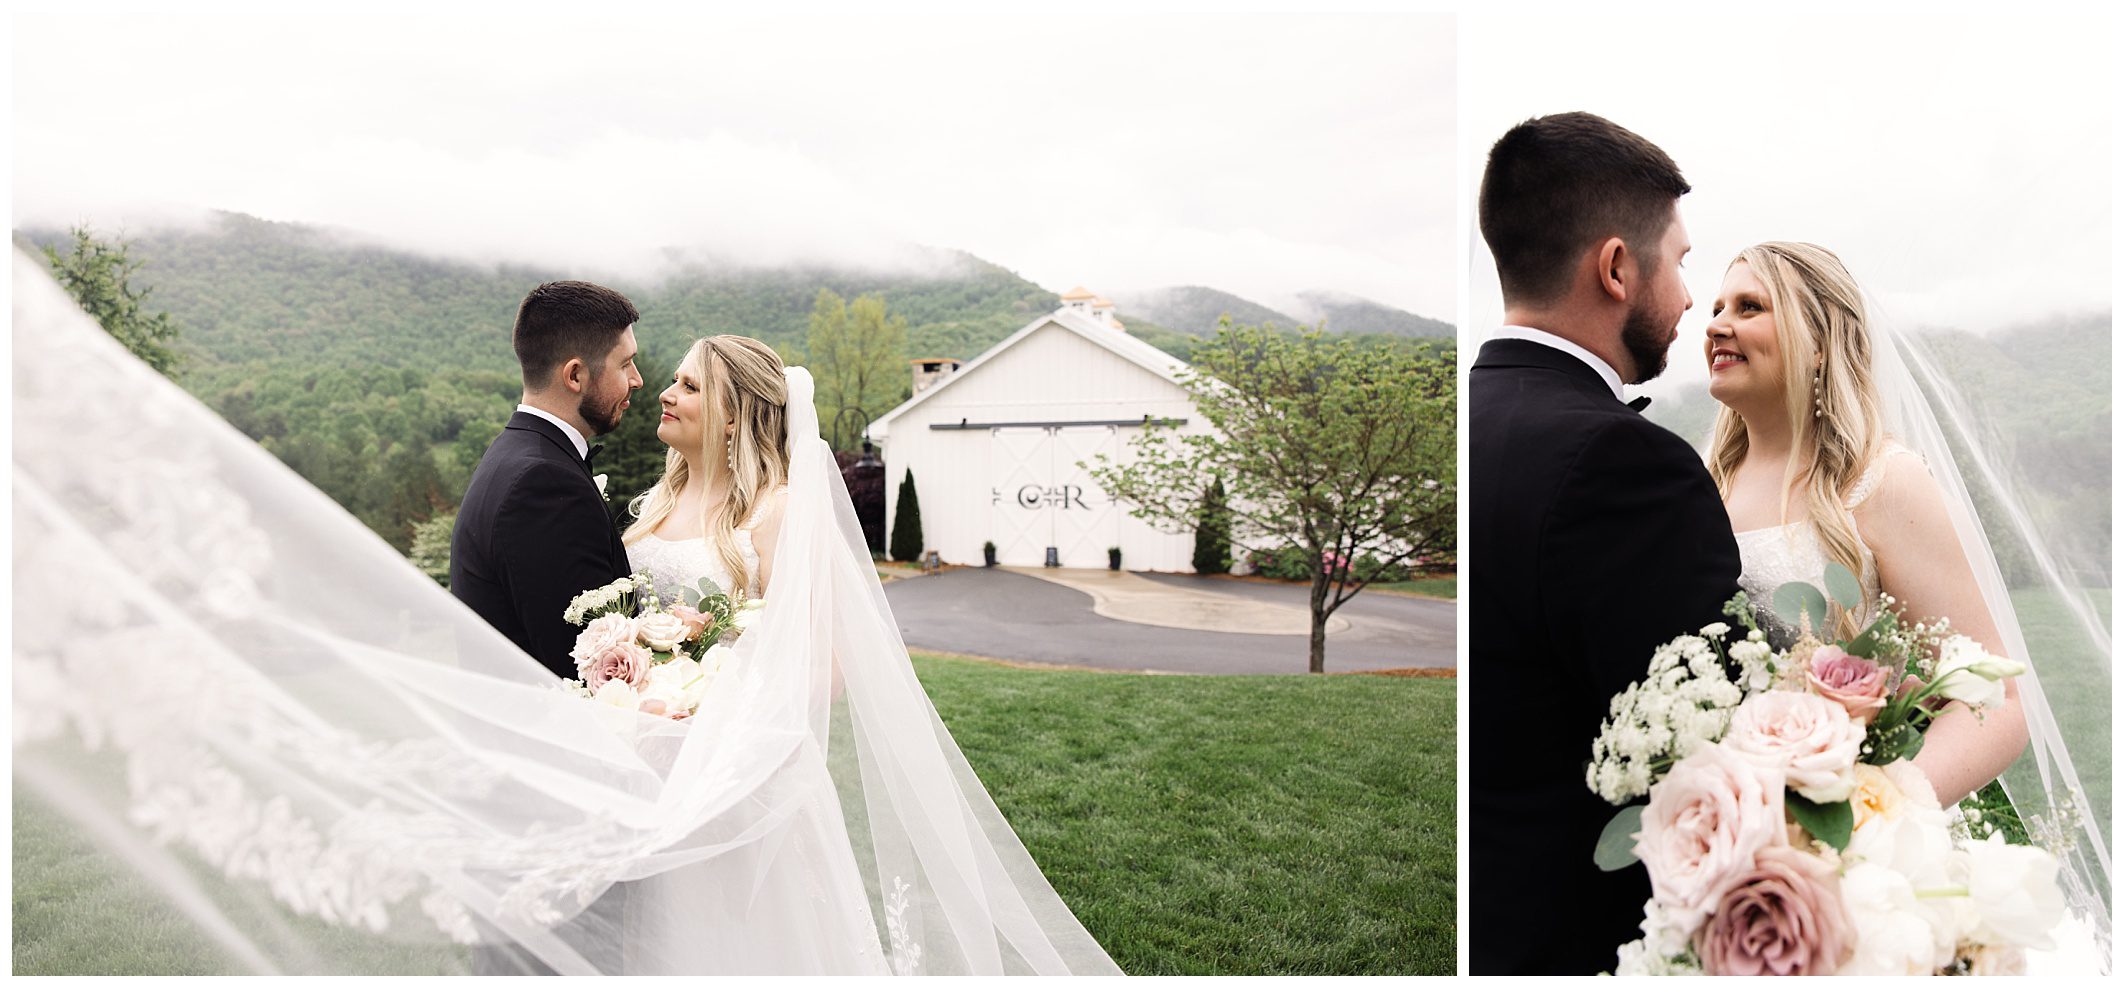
[
  {"xmin": 1707, "ymin": 242, "xmax": 1884, "ymax": 638},
  {"xmin": 624, "ymin": 335, "xmax": 790, "ymax": 600}
]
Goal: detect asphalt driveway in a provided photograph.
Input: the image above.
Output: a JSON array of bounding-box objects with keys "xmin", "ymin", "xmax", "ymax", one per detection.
[{"xmin": 882, "ymin": 568, "xmax": 1455, "ymax": 675}]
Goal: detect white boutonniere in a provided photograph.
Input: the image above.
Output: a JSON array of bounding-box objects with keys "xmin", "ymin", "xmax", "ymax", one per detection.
[{"xmin": 594, "ymin": 473, "xmax": 610, "ymax": 500}]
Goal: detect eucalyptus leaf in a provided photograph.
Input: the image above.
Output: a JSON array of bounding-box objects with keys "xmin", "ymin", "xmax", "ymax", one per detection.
[
  {"xmin": 1786, "ymin": 793, "xmax": 1854, "ymax": 851},
  {"xmin": 681, "ymin": 586, "xmax": 701, "ymax": 608},
  {"xmin": 1773, "ymin": 581, "xmax": 1828, "ymax": 637},
  {"xmin": 1842, "ymin": 612, "xmax": 1899, "ymax": 659},
  {"xmin": 1593, "ymin": 805, "xmax": 1646, "ymax": 872},
  {"xmin": 1823, "ymin": 564, "xmax": 1862, "ymax": 609}
]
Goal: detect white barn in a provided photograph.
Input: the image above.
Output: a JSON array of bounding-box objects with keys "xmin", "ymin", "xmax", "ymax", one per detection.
[{"xmin": 867, "ymin": 288, "xmax": 1216, "ymax": 571}]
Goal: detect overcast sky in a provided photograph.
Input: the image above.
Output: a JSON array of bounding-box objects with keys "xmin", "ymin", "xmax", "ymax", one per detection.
[
  {"xmin": 13, "ymin": 12, "xmax": 1455, "ymax": 320},
  {"xmin": 1463, "ymin": 14, "xmax": 2112, "ymax": 401}
]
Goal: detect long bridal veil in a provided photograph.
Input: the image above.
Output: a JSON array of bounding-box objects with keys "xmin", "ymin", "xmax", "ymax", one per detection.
[
  {"xmin": 11, "ymin": 249, "xmax": 1121, "ymax": 975},
  {"xmin": 1866, "ymin": 305, "xmax": 2111, "ymax": 968}
]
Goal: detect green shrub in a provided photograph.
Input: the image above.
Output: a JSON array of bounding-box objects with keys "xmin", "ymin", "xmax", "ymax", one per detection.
[
  {"xmin": 1191, "ymin": 478, "xmax": 1231, "ymax": 575},
  {"xmin": 890, "ymin": 469, "xmax": 925, "ymax": 563}
]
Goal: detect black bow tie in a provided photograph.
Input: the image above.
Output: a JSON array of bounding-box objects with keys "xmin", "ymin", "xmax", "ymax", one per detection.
[
  {"xmin": 584, "ymin": 443, "xmax": 605, "ymax": 466},
  {"xmin": 1626, "ymin": 396, "xmax": 1652, "ymax": 412}
]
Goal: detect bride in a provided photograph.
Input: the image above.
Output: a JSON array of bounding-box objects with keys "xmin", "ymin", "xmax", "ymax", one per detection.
[
  {"xmin": 612, "ymin": 335, "xmax": 882, "ymax": 973},
  {"xmin": 9, "ymin": 251, "xmax": 1121, "ymax": 975},
  {"xmin": 1699, "ymin": 241, "xmax": 2108, "ymax": 958},
  {"xmin": 1703, "ymin": 242, "xmax": 2024, "ymax": 805},
  {"xmin": 625, "ymin": 335, "xmax": 792, "ymax": 624}
]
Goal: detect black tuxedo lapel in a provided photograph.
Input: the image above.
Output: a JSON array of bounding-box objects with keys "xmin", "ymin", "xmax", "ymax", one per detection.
[{"xmin": 506, "ymin": 411, "xmax": 594, "ymax": 475}]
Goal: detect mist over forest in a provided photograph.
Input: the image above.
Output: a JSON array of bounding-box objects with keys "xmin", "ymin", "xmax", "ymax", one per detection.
[{"xmin": 14, "ymin": 212, "xmax": 1452, "ymax": 556}]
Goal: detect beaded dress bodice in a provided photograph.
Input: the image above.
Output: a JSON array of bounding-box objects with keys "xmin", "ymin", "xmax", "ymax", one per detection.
[
  {"xmin": 625, "ymin": 487, "xmax": 788, "ymax": 601},
  {"xmin": 1734, "ymin": 447, "xmax": 1912, "ymax": 649}
]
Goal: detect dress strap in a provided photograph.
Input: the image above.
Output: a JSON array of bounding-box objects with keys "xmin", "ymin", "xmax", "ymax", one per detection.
[
  {"xmin": 1844, "ymin": 442, "xmax": 1918, "ymax": 509},
  {"xmin": 739, "ymin": 485, "xmax": 791, "ymax": 530}
]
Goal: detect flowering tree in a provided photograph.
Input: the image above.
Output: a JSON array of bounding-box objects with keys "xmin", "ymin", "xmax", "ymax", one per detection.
[{"xmin": 1088, "ymin": 322, "xmax": 1455, "ymax": 673}]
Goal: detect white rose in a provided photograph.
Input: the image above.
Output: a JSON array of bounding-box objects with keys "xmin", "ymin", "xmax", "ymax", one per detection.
[
  {"xmin": 702, "ymin": 643, "xmax": 736, "ymax": 673},
  {"xmin": 593, "ymin": 678, "xmax": 639, "ymax": 709},
  {"xmin": 1932, "ymin": 636, "xmax": 2021, "ymax": 709},
  {"xmin": 1846, "ymin": 761, "xmax": 1955, "ymax": 891},
  {"xmin": 1960, "ymin": 832, "xmax": 2066, "ymax": 949},
  {"xmin": 594, "ymin": 473, "xmax": 609, "ymax": 498},
  {"xmin": 1721, "ymin": 691, "xmax": 1866, "ymax": 803},
  {"xmin": 1836, "ymin": 863, "xmax": 1939, "ymax": 975},
  {"xmin": 642, "ymin": 656, "xmax": 709, "ymax": 714},
  {"xmin": 636, "ymin": 611, "xmax": 692, "ymax": 652}
]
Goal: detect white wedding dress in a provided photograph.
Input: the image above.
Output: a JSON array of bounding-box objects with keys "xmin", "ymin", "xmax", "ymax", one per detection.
[
  {"xmin": 625, "ymin": 486, "xmax": 785, "ymax": 608},
  {"xmin": 10, "ymin": 251, "xmax": 1121, "ymax": 976},
  {"xmin": 617, "ymin": 489, "xmax": 896, "ymax": 974},
  {"xmin": 1733, "ymin": 444, "xmax": 1907, "ymax": 647}
]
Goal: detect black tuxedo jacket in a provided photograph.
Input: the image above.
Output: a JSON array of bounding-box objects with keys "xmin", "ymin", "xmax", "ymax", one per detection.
[
  {"xmin": 1469, "ymin": 338, "xmax": 1742, "ymax": 975},
  {"xmin": 450, "ymin": 411, "xmax": 630, "ymax": 679}
]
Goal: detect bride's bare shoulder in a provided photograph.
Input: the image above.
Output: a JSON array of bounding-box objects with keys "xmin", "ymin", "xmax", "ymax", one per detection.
[{"xmin": 1851, "ymin": 445, "xmax": 1951, "ymax": 544}]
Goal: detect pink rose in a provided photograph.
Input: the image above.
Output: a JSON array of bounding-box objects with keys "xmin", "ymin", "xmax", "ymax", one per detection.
[
  {"xmin": 1695, "ymin": 844, "xmax": 1853, "ymax": 976},
  {"xmin": 1722, "ymin": 691, "xmax": 1867, "ymax": 803},
  {"xmin": 581, "ymin": 641, "xmax": 651, "ymax": 691},
  {"xmin": 667, "ymin": 605, "xmax": 710, "ymax": 642},
  {"xmin": 1635, "ymin": 744, "xmax": 1788, "ymax": 928},
  {"xmin": 570, "ymin": 613, "xmax": 639, "ymax": 670},
  {"xmin": 1806, "ymin": 646, "xmax": 1892, "ymax": 723}
]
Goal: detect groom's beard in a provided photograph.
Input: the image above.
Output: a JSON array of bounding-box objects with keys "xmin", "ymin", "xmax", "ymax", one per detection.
[
  {"xmin": 1621, "ymin": 300, "xmax": 1674, "ymax": 385},
  {"xmin": 579, "ymin": 386, "xmax": 627, "ymax": 436}
]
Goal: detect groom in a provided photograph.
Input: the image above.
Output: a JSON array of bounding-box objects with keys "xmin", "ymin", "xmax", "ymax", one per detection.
[
  {"xmin": 1468, "ymin": 113, "xmax": 1743, "ymax": 974},
  {"xmin": 452, "ymin": 280, "xmax": 643, "ymax": 679}
]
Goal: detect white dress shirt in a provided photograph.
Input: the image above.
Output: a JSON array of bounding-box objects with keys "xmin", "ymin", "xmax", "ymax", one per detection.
[
  {"xmin": 1492, "ymin": 325, "xmax": 1627, "ymax": 402},
  {"xmin": 516, "ymin": 403, "xmax": 590, "ymax": 461}
]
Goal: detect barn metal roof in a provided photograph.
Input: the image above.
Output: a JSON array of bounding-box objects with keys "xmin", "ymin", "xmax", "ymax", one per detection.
[{"xmin": 866, "ymin": 307, "xmax": 1193, "ymax": 438}]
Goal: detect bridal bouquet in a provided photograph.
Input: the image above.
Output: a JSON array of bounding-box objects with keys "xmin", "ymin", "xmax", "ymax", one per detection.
[
  {"xmin": 1588, "ymin": 567, "xmax": 2065, "ymax": 975},
  {"xmin": 556, "ymin": 572, "xmax": 766, "ymax": 720}
]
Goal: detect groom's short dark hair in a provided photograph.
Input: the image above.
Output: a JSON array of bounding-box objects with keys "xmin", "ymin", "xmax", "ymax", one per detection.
[
  {"xmin": 1480, "ymin": 112, "xmax": 1691, "ymax": 306},
  {"xmin": 513, "ymin": 280, "xmax": 640, "ymax": 387}
]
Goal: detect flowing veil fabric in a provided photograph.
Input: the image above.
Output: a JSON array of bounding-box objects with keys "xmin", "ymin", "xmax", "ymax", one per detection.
[
  {"xmin": 1865, "ymin": 311, "xmax": 2111, "ymax": 970},
  {"xmin": 11, "ymin": 250, "xmax": 1121, "ymax": 975}
]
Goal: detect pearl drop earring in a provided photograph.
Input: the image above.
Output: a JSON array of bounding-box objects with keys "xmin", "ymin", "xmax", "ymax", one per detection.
[{"xmin": 1812, "ymin": 368, "xmax": 1823, "ymax": 419}]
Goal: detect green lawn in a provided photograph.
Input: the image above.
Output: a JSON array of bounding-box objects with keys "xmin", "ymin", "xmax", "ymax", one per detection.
[
  {"xmin": 913, "ymin": 655, "xmax": 1455, "ymax": 975},
  {"xmin": 14, "ymin": 796, "xmax": 251, "ymax": 976},
  {"xmin": 2004, "ymin": 587, "xmax": 2110, "ymax": 852},
  {"xmin": 15, "ymin": 657, "xmax": 1456, "ymax": 975},
  {"xmin": 1369, "ymin": 575, "xmax": 1457, "ymax": 599}
]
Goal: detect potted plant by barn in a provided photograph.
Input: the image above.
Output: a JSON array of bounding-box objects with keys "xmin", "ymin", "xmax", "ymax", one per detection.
[
  {"xmin": 1107, "ymin": 546, "xmax": 1122, "ymax": 571},
  {"xmin": 983, "ymin": 541, "xmax": 997, "ymax": 567}
]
